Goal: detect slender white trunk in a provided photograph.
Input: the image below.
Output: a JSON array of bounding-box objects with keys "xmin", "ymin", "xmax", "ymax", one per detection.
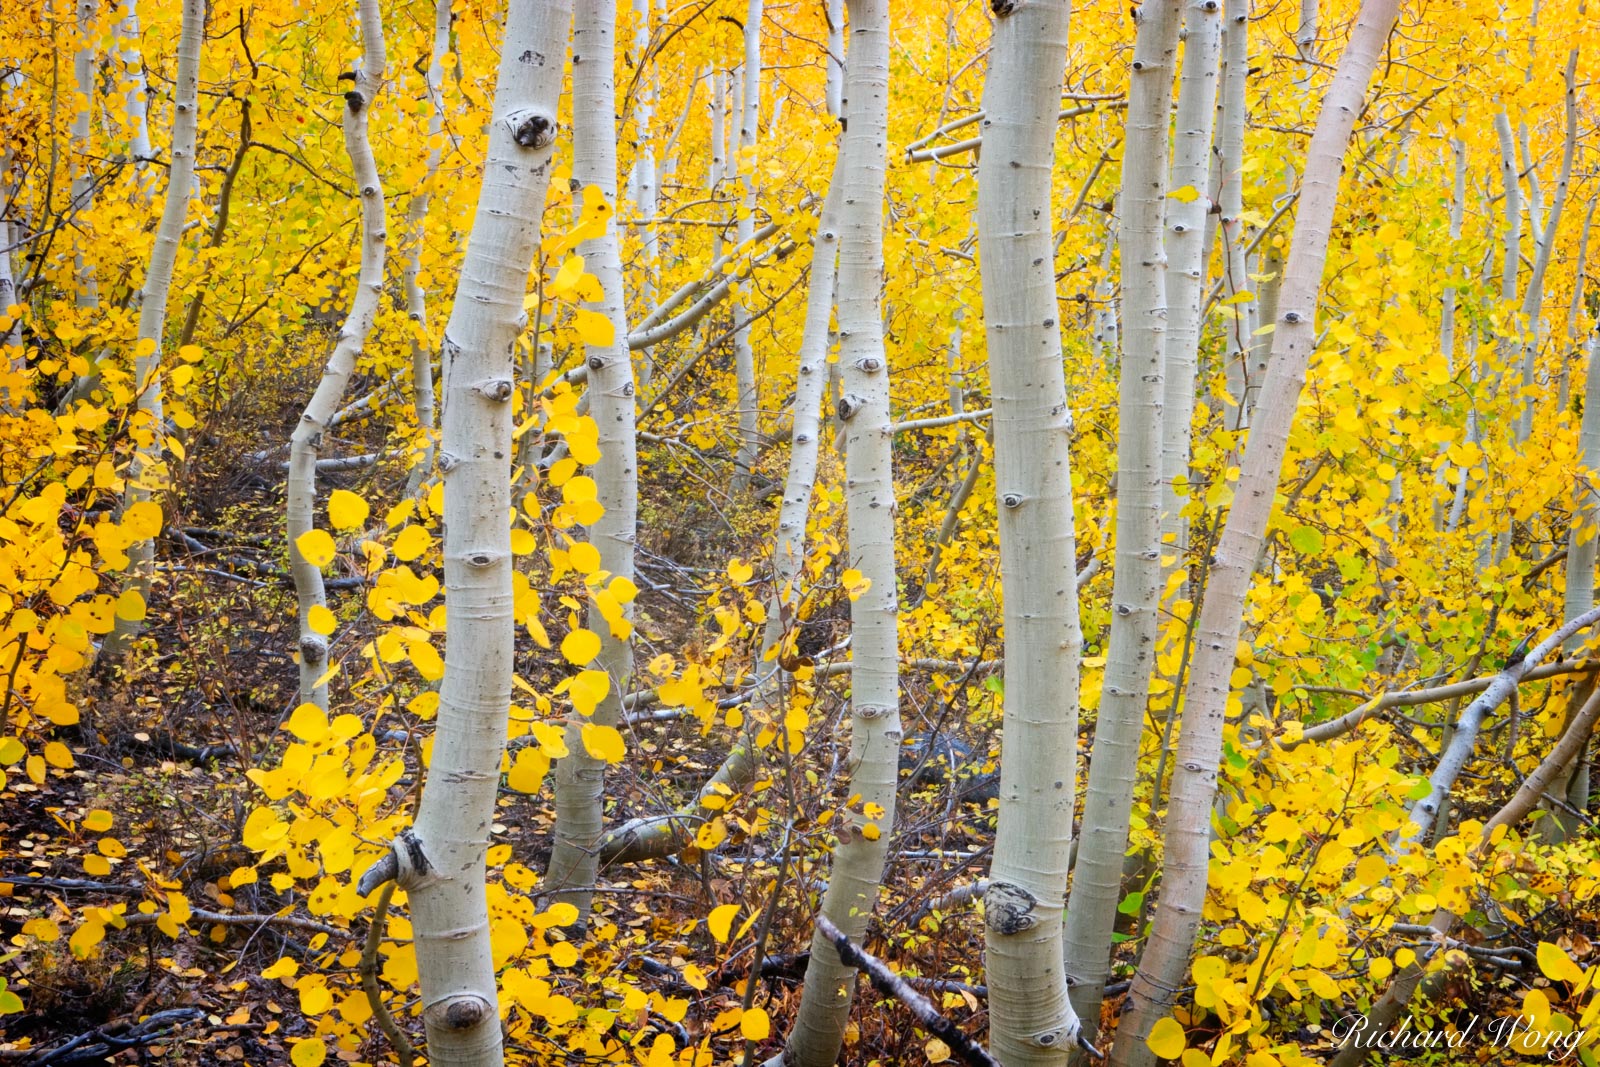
[
  {"xmin": 731, "ymin": 0, "xmax": 762, "ymax": 489},
  {"xmin": 546, "ymin": 0, "xmax": 639, "ymax": 924},
  {"xmin": 709, "ymin": 69, "xmax": 726, "ymax": 191},
  {"xmin": 1566, "ymin": 332, "xmax": 1600, "ymax": 648},
  {"xmin": 1108, "ymin": 2, "xmax": 1400, "ymax": 1062},
  {"xmin": 1559, "ymin": 199, "xmax": 1596, "ymax": 408},
  {"xmin": 282, "ymin": 2, "xmax": 389, "ymax": 710},
  {"xmin": 596, "ymin": 167, "xmax": 844, "ymax": 866},
  {"xmin": 96, "ymin": 0, "xmax": 204, "ymax": 661},
  {"xmin": 1433, "ymin": 140, "xmax": 1466, "ymax": 531},
  {"xmin": 402, "ymin": 0, "xmax": 453, "ymax": 498},
  {"xmin": 1156, "ymin": 0, "xmax": 1222, "ymax": 567},
  {"xmin": 0, "ymin": 67, "xmax": 23, "ymax": 380},
  {"xmin": 1212, "ymin": 0, "xmax": 1255, "ymax": 422},
  {"xmin": 779, "ymin": 3, "xmax": 897, "ymax": 1062},
  {"xmin": 66, "ymin": 0, "xmax": 100, "ymax": 400},
  {"xmin": 356, "ymin": 4, "xmax": 567, "ymax": 1066},
  {"xmin": 976, "ymin": 3, "xmax": 1082, "ymax": 1064},
  {"xmin": 116, "ymin": 0, "xmax": 152, "ymax": 172},
  {"xmin": 1063, "ymin": 0, "xmax": 1179, "ymax": 1045},
  {"xmin": 1514, "ymin": 43, "xmax": 1579, "ymax": 442},
  {"xmin": 824, "ymin": 0, "xmax": 843, "ymax": 120},
  {"xmin": 629, "ymin": 0, "xmax": 659, "ymax": 385}
]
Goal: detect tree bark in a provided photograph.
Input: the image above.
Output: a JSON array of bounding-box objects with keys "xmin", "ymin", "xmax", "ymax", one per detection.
[
  {"xmin": 357, "ymin": 2, "xmax": 568, "ymax": 1065},
  {"xmin": 401, "ymin": 0, "xmax": 453, "ymax": 498},
  {"xmin": 731, "ymin": 0, "xmax": 763, "ymax": 490},
  {"xmin": 778, "ymin": 2, "xmax": 898, "ymax": 1062},
  {"xmin": 1108, "ymin": 1, "xmax": 1401, "ymax": 1062},
  {"xmin": 973, "ymin": 3, "xmax": 1084, "ymax": 1065},
  {"xmin": 546, "ymin": 0, "xmax": 640, "ymax": 924},
  {"xmin": 279, "ymin": 0, "xmax": 389, "ymax": 709},
  {"xmin": 1063, "ymin": 0, "xmax": 1179, "ymax": 1047},
  {"xmin": 97, "ymin": 0, "xmax": 204, "ymax": 661}
]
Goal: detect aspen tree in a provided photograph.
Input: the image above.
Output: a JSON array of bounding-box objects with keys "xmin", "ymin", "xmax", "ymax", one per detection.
[
  {"xmin": 1061, "ymin": 0, "xmax": 1179, "ymax": 1044},
  {"xmin": 1156, "ymin": 0, "xmax": 1221, "ymax": 562},
  {"xmin": 975, "ymin": 2, "xmax": 1084, "ymax": 1064},
  {"xmin": 401, "ymin": 0, "xmax": 453, "ymax": 497},
  {"xmin": 115, "ymin": 0, "xmax": 152, "ymax": 176},
  {"xmin": 355, "ymin": 2, "xmax": 568, "ymax": 1064},
  {"xmin": 1108, "ymin": 0, "xmax": 1401, "ymax": 1061},
  {"xmin": 775, "ymin": 2, "xmax": 898, "ymax": 1061},
  {"xmin": 731, "ymin": 0, "xmax": 762, "ymax": 490},
  {"xmin": 97, "ymin": 0, "xmax": 204, "ymax": 661},
  {"xmin": 281, "ymin": 0, "xmax": 389, "ymax": 709},
  {"xmin": 546, "ymin": 0, "xmax": 640, "ymax": 922},
  {"xmin": 1211, "ymin": 0, "xmax": 1258, "ymax": 422}
]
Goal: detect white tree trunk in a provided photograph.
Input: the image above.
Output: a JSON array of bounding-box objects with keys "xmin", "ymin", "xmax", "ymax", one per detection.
[
  {"xmin": 546, "ymin": 0, "xmax": 640, "ymax": 923},
  {"xmin": 1108, "ymin": 1, "xmax": 1400, "ymax": 1062},
  {"xmin": 356, "ymin": 3, "xmax": 567, "ymax": 1065},
  {"xmin": 976, "ymin": 3, "xmax": 1083, "ymax": 1065},
  {"xmin": 779, "ymin": 2, "xmax": 897, "ymax": 1062},
  {"xmin": 1211, "ymin": 0, "xmax": 1255, "ymax": 423},
  {"xmin": 1062, "ymin": 0, "xmax": 1179, "ymax": 1045},
  {"xmin": 96, "ymin": 0, "xmax": 204, "ymax": 661},
  {"xmin": 1514, "ymin": 43, "xmax": 1579, "ymax": 442},
  {"xmin": 116, "ymin": 0, "xmax": 153, "ymax": 172},
  {"xmin": 1552, "ymin": 331, "xmax": 1600, "ymax": 831},
  {"xmin": 281, "ymin": 1, "xmax": 389, "ymax": 710},
  {"xmin": 1156, "ymin": 0, "xmax": 1222, "ymax": 571},
  {"xmin": 731, "ymin": 0, "xmax": 763, "ymax": 489},
  {"xmin": 825, "ymin": 0, "xmax": 844, "ymax": 120},
  {"xmin": 401, "ymin": 0, "xmax": 453, "ymax": 498}
]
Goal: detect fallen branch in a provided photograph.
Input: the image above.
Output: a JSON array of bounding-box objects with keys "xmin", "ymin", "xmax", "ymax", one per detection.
[{"xmin": 812, "ymin": 913, "xmax": 999, "ymax": 1067}]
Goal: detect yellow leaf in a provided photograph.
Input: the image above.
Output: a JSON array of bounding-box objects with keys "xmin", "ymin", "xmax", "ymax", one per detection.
[
  {"xmin": 569, "ymin": 669, "xmax": 610, "ymax": 715},
  {"xmin": 569, "ymin": 541, "xmax": 601, "ymax": 574},
  {"xmin": 740, "ymin": 1006, "xmax": 771, "ymax": 1040},
  {"xmin": 562, "ymin": 628, "xmax": 602, "ymax": 665},
  {"xmin": 290, "ymin": 1038, "xmax": 326, "ymax": 1067},
  {"xmin": 707, "ymin": 903, "xmax": 740, "ymax": 943},
  {"xmin": 83, "ymin": 854, "xmax": 111, "ymax": 876},
  {"xmin": 1168, "ymin": 185, "xmax": 1201, "ymax": 203},
  {"xmin": 114, "ymin": 589, "xmax": 146, "ymax": 622},
  {"xmin": 295, "ymin": 529, "xmax": 337, "ymax": 568},
  {"xmin": 43, "ymin": 742, "xmax": 73, "ymax": 769},
  {"xmin": 392, "ymin": 525, "xmax": 432, "ymax": 562},
  {"xmin": 82, "ymin": 809, "xmax": 114, "ymax": 832},
  {"xmin": 1147, "ymin": 1016, "xmax": 1186, "ymax": 1060},
  {"xmin": 581, "ymin": 723, "xmax": 625, "ymax": 763},
  {"xmin": 22, "ymin": 918, "xmax": 60, "ymax": 942},
  {"xmin": 682, "ymin": 963, "xmax": 709, "ymax": 990},
  {"xmin": 507, "ymin": 748, "xmax": 550, "ymax": 794},
  {"xmin": 327, "ymin": 489, "xmax": 370, "ymax": 531},
  {"xmin": 549, "ymin": 255, "xmax": 585, "ymax": 295},
  {"xmin": 409, "ymin": 640, "xmax": 445, "ymax": 681},
  {"xmin": 287, "ymin": 703, "xmax": 330, "ymax": 742},
  {"xmin": 307, "ymin": 605, "xmax": 337, "ymax": 636},
  {"xmin": 925, "ymin": 1037, "xmax": 951, "ymax": 1063},
  {"xmin": 572, "ymin": 308, "xmax": 616, "ymax": 347},
  {"xmin": 69, "ymin": 921, "xmax": 105, "ymax": 958},
  {"xmin": 1538, "ymin": 941, "xmax": 1586, "ymax": 984},
  {"xmin": 728, "ymin": 558, "xmax": 753, "ymax": 583}
]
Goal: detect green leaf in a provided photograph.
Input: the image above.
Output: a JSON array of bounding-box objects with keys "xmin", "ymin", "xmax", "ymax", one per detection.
[{"xmin": 1288, "ymin": 525, "xmax": 1324, "ymax": 554}]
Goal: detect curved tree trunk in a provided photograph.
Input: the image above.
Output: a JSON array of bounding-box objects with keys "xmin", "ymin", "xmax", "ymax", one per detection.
[
  {"xmin": 976, "ymin": 3, "xmax": 1083, "ymax": 1065},
  {"xmin": 281, "ymin": 1, "xmax": 389, "ymax": 710},
  {"xmin": 356, "ymin": 2, "xmax": 569, "ymax": 1065},
  {"xmin": 1062, "ymin": 0, "xmax": 1179, "ymax": 1046},
  {"xmin": 1107, "ymin": 1, "xmax": 1400, "ymax": 1062},
  {"xmin": 778, "ymin": 2, "xmax": 897, "ymax": 1062},
  {"xmin": 96, "ymin": 0, "xmax": 204, "ymax": 662},
  {"xmin": 546, "ymin": 0, "xmax": 640, "ymax": 924}
]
